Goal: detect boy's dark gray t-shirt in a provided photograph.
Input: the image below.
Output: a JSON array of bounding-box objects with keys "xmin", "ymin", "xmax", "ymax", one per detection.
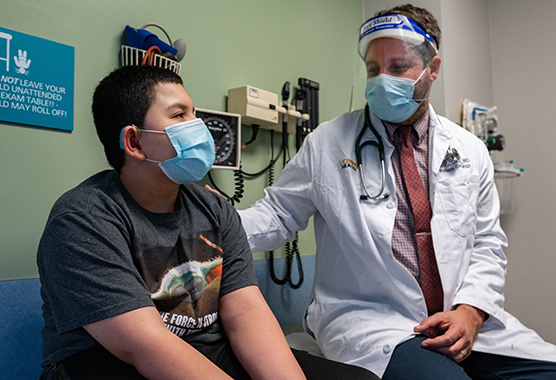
[{"xmin": 37, "ymin": 170, "xmax": 257, "ymax": 369}]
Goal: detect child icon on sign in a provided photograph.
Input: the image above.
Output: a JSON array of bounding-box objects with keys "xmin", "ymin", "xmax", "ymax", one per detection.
[{"xmin": 14, "ymin": 49, "xmax": 31, "ymax": 74}]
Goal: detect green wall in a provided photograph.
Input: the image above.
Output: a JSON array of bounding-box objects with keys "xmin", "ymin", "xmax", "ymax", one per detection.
[{"xmin": 0, "ymin": 0, "xmax": 364, "ymax": 280}]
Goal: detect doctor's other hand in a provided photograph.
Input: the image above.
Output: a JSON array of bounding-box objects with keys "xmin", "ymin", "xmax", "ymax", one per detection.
[{"xmin": 414, "ymin": 304, "xmax": 485, "ymax": 363}]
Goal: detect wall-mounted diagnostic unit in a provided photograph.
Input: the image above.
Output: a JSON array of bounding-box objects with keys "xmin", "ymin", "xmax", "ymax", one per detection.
[
  {"xmin": 228, "ymin": 86, "xmax": 280, "ymax": 128},
  {"xmin": 195, "ymin": 108, "xmax": 241, "ymax": 170},
  {"xmin": 228, "ymin": 85, "xmax": 309, "ymax": 134}
]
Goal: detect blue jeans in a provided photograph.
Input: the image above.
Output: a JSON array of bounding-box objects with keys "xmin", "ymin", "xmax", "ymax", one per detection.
[{"xmin": 382, "ymin": 336, "xmax": 556, "ymax": 380}]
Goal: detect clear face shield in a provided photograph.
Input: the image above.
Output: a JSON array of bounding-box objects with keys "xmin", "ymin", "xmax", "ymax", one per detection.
[{"xmin": 358, "ymin": 13, "xmax": 437, "ymax": 62}]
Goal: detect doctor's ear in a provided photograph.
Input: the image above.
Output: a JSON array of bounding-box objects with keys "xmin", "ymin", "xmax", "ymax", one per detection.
[{"xmin": 428, "ymin": 56, "xmax": 441, "ymax": 82}]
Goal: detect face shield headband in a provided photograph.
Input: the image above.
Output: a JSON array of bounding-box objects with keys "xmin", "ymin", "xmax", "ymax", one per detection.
[{"xmin": 358, "ymin": 13, "xmax": 438, "ymax": 60}]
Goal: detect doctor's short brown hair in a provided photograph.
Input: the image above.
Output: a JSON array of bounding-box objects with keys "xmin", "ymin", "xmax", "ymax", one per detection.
[
  {"xmin": 375, "ymin": 4, "xmax": 441, "ymax": 65},
  {"xmin": 375, "ymin": 3, "xmax": 441, "ymax": 49}
]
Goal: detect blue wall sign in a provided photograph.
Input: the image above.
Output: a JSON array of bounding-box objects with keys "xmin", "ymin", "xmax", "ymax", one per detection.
[{"xmin": 0, "ymin": 26, "xmax": 74, "ymax": 131}]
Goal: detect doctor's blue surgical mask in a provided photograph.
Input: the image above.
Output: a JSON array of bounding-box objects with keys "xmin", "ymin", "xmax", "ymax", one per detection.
[
  {"xmin": 120, "ymin": 118, "xmax": 215, "ymax": 184},
  {"xmin": 365, "ymin": 67, "xmax": 428, "ymax": 123}
]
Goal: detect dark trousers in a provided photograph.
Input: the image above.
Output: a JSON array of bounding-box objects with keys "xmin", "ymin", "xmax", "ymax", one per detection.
[
  {"xmin": 382, "ymin": 335, "xmax": 556, "ymax": 380},
  {"xmin": 42, "ymin": 340, "xmax": 378, "ymax": 380}
]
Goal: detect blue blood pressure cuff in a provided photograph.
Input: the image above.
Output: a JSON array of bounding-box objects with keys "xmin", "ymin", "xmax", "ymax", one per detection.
[{"xmin": 358, "ymin": 14, "xmax": 437, "ymax": 60}]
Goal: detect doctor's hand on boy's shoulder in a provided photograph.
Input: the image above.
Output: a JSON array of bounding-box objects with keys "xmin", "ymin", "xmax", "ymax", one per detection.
[{"xmin": 204, "ymin": 185, "xmax": 221, "ymax": 196}]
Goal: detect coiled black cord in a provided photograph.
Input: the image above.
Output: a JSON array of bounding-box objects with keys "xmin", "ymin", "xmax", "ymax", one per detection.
[
  {"xmin": 267, "ymin": 153, "xmax": 287, "ymax": 285},
  {"xmin": 207, "ymin": 167, "xmax": 244, "ymax": 206},
  {"xmin": 268, "ymin": 157, "xmax": 274, "ymax": 186},
  {"xmin": 269, "ymin": 232, "xmax": 304, "ymax": 289},
  {"xmin": 228, "ymin": 165, "xmax": 244, "ymax": 206},
  {"xmin": 284, "ymin": 233, "xmax": 304, "ymax": 289},
  {"xmin": 268, "ymin": 250, "xmax": 289, "ymax": 285},
  {"xmin": 266, "ymin": 152, "xmax": 304, "ymax": 289}
]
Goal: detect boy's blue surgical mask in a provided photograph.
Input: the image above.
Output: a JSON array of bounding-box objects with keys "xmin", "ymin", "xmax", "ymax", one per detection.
[
  {"xmin": 365, "ymin": 67, "xmax": 428, "ymax": 123},
  {"xmin": 120, "ymin": 118, "xmax": 215, "ymax": 184}
]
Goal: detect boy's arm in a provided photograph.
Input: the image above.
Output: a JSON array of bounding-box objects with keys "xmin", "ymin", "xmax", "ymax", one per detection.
[
  {"xmin": 220, "ymin": 285, "xmax": 307, "ymax": 380},
  {"xmin": 84, "ymin": 306, "xmax": 232, "ymax": 380}
]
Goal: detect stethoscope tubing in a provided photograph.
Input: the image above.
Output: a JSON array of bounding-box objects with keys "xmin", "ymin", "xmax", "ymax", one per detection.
[{"xmin": 357, "ymin": 105, "xmax": 390, "ymax": 200}]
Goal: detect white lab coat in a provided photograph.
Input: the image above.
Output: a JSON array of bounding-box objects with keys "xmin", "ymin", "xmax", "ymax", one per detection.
[{"xmin": 238, "ymin": 107, "xmax": 556, "ymax": 376}]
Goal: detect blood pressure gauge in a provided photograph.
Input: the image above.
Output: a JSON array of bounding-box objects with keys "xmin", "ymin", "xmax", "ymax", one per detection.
[{"xmin": 195, "ymin": 108, "xmax": 241, "ymax": 170}]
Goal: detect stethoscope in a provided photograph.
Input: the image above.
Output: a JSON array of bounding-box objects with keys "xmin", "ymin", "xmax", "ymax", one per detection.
[
  {"xmin": 356, "ymin": 105, "xmax": 461, "ymax": 201},
  {"xmin": 355, "ymin": 104, "xmax": 391, "ymax": 201}
]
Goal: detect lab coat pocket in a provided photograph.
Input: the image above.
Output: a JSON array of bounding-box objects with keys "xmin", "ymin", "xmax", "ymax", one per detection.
[{"xmin": 436, "ymin": 175, "xmax": 479, "ymax": 237}]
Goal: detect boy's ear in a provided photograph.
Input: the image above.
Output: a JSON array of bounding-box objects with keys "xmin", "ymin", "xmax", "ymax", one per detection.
[
  {"xmin": 130, "ymin": 133, "xmax": 141, "ymax": 149},
  {"xmin": 120, "ymin": 126, "xmax": 145, "ymax": 160}
]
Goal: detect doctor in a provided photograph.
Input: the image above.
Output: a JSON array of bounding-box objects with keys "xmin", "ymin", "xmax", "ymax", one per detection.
[{"xmin": 239, "ymin": 4, "xmax": 556, "ymax": 379}]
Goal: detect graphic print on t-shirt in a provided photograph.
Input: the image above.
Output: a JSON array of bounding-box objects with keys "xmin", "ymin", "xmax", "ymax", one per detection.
[{"xmin": 140, "ymin": 230, "xmax": 223, "ymax": 338}]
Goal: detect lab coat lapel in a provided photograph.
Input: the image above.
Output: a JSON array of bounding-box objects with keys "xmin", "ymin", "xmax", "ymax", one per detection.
[{"xmin": 427, "ymin": 106, "xmax": 453, "ymax": 210}]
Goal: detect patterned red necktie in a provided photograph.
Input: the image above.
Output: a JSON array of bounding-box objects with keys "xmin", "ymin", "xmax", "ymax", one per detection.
[{"xmin": 398, "ymin": 125, "xmax": 443, "ymax": 315}]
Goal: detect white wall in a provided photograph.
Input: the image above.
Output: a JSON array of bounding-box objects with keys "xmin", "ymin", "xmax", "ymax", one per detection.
[
  {"xmin": 441, "ymin": 0, "xmax": 493, "ymax": 122},
  {"xmin": 363, "ymin": 0, "xmax": 556, "ymax": 344},
  {"xmin": 488, "ymin": 0, "xmax": 556, "ymax": 344}
]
